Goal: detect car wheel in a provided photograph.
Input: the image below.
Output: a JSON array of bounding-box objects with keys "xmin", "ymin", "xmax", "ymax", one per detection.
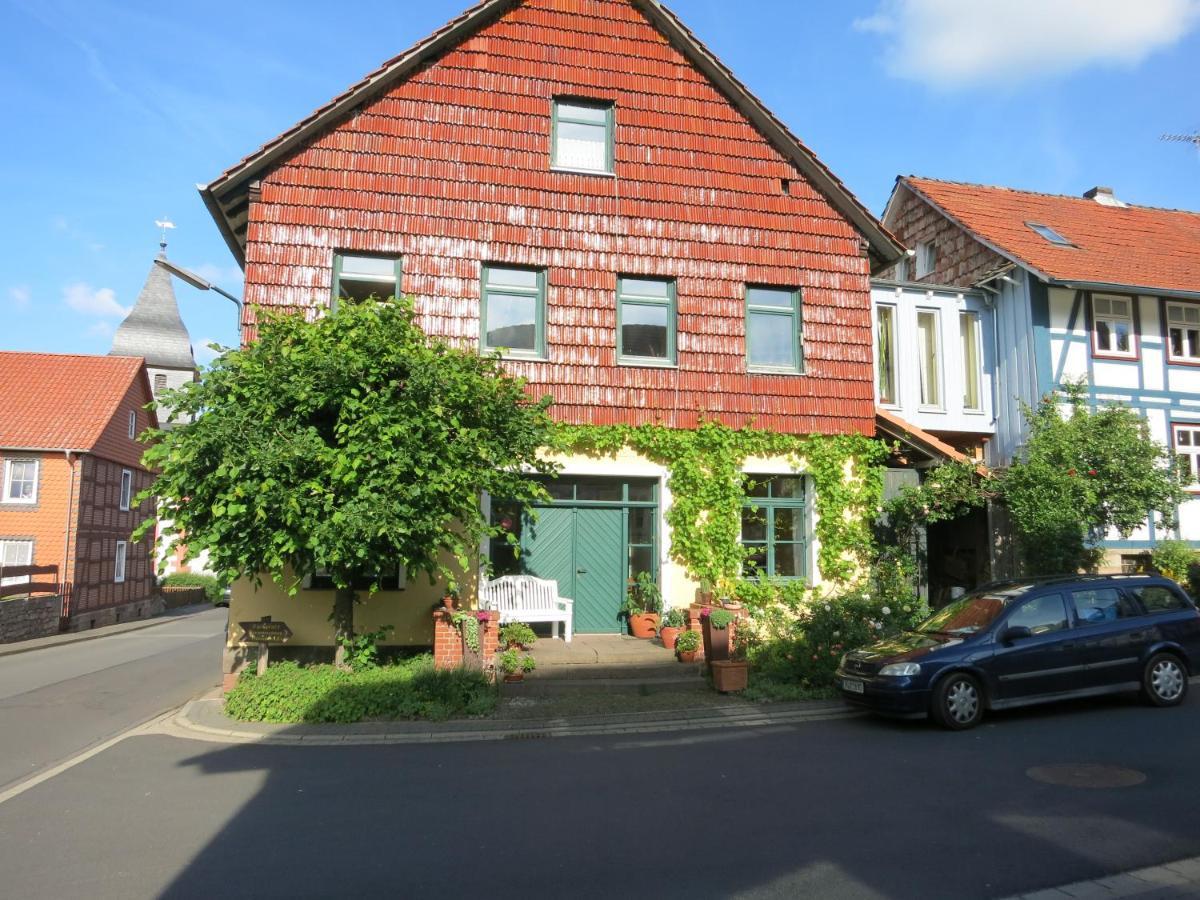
[
  {"xmin": 932, "ymin": 673, "xmax": 984, "ymax": 730},
  {"xmin": 1142, "ymin": 653, "xmax": 1188, "ymax": 707}
]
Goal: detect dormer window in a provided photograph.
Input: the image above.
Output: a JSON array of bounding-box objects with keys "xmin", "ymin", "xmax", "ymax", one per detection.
[
  {"xmin": 1026, "ymin": 222, "xmax": 1074, "ymax": 246},
  {"xmin": 552, "ymin": 99, "xmax": 613, "ymax": 174},
  {"xmin": 914, "ymin": 241, "xmax": 936, "ymax": 279}
]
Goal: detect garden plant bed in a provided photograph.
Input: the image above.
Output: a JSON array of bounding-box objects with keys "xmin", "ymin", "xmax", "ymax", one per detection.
[{"xmin": 224, "ymin": 655, "xmax": 496, "ymax": 723}]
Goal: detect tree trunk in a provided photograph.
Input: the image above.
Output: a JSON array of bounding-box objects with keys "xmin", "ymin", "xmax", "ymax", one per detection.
[{"xmin": 332, "ymin": 587, "xmax": 356, "ymax": 668}]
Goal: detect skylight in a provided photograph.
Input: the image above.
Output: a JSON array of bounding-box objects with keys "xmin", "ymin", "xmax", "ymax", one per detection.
[{"xmin": 1026, "ymin": 222, "xmax": 1074, "ymax": 246}]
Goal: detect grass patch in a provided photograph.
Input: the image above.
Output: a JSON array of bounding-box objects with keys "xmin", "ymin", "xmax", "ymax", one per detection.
[
  {"xmin": 742, "ymin": 676, "xmax": 839, "ymax": 703},
  {"xmin": 225, "ymin": 655, "xmax": 497, "ymax": 724}
]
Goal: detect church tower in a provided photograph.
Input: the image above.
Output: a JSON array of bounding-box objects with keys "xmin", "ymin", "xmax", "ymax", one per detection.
[{"xmin": 110, "ymin": 245, "xmax": 196, "ymax": 427}]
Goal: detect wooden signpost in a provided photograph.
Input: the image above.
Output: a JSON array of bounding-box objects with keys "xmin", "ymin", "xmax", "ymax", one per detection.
[{"xmin": 239, "ymin": 616, "xmax": 293, "ymax": 675}]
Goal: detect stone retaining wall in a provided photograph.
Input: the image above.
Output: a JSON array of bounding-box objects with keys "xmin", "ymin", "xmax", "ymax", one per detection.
[
  {"xmin": 65, "ymin": 593, "xmax": 165, "ymax": 632},
  {"xmin": 0, "ymin": 595, "xmax": 63, "ymax": 643}
]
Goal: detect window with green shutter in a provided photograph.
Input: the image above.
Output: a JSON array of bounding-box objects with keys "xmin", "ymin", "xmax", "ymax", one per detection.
[
  {"xmin": 745, "ymin": 286, "xmax": 803, "ymax": 372},
  {"xmin": 617, "ymin": 277, "xmax": 675, "ymax": 365},
  {"xmin": 481, "ymin": 265, "xmax": 545, "ymax": 357}
]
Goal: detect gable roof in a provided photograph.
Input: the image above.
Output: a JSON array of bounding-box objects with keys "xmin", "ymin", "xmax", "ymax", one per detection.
[
  {"xmin": 893, "ymin": 176, "xmax": 1200, "ymax": 297},
  {"xmin": 201, "ymin": 0, "xmax": 904, "ymax": 272},
  {"xmin": 110, "ymin": 252, "xmax": 196, "ymax": 371},
  {"xmin": 0, "ymin": 353, "xmax": 152, "ymax": 452}
]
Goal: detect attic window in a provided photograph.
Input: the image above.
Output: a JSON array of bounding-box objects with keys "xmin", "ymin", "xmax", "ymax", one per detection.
[
  {"xmin": 331, "ymin": 253, "xmax": 402, "ymax": 306},
  {"xmin": 552, "ymin": 99, "xmax": 613, "ymax": 174},
  {"xmin": 1026, "ymin": 222, "xmax": 1074, "ymax": 246}
]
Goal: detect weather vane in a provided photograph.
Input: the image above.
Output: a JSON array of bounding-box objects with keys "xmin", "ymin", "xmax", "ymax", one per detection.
[{"xmin": 155, "ymin": 218, "xmax": 176, "ymax": 252}]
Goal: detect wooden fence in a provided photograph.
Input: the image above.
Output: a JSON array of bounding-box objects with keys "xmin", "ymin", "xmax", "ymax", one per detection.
[{"xmin": 0, "ymin": 564, "xmax": 61, "ymax": 600}]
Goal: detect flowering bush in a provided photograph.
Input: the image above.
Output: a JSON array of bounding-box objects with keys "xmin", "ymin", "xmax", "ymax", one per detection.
[{"xmin": 732, "ymin": 575, "xmax": 927, "ymax": 691}]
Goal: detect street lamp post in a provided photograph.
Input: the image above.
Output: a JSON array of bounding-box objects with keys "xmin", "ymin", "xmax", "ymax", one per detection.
[{"xmin": 153, "ymin": 258, "xmax": 242, "ymax": 319}]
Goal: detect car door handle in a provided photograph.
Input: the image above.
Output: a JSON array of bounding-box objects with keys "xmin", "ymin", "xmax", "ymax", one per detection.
[{"xmin": 576, "ymin": 568, "xmax": 588, "ymax": 574}]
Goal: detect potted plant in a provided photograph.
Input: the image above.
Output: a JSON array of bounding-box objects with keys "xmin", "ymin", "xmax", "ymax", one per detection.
[
  {"xmin": 499, "ymin": 648, "xmax": 537, "ymax": 683},
  {"xmin": 621, "ymin": 570, "xmax": 663, "ymax": 639},
  {"xmin": 500, "ymin": 622, "xmax": 537, "ymax": 650},
  {"xmin": 675, "ymin": 629, "xmax": 701, "ymax": 663},
  {"xmin": 711, "ymin": 637, "xmax": 749, "ymax": 692},
  {"xmin": 659, "ymin": 608, "xmax": 686, "ymax": 651},
  {"xmin": 700, "ymin": 607, "xmax": 735, "ymax": 666}
]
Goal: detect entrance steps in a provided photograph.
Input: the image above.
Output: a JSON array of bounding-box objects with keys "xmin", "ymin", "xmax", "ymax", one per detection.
[{"xmin": 520, "ymin": 633, "xmax": 704, "ymax": 691}]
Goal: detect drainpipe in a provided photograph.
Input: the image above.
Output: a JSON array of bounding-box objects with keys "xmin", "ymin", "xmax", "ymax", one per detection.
[{"xmin": 61, "ymin": 450, "xmax": 78, "ymax": 621}]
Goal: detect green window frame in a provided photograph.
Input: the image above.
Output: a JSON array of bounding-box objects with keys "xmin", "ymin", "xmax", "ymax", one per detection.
[
  {"xmin": 331, "ymin": 253, "xmax": 402, "ymax": 310},
  {"xmin": 551, "ymin": 98, "xmax": 614, "ymax": 174},
  {"xmin": 481, "ymin": 264, "xmax": 546, "ymax": 358},
  {"xmin": 741, "ymin": 474, "xmax": 808, "ymax": 580},
  {"xmin": 745, "ymin": 286, "xmax": 803, "ymax": 373},
  {"xmin": 617, "ymin": 276, "xmax": 676, "ymax": 365}
]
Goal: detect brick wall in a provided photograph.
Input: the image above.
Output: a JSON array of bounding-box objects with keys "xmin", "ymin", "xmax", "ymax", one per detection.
[
  {"xmin": 433, "ymin": 610, "xmax": 499, "ymax": 681},
  {"xmin": 885, "ymin": 186, "xmax": 1006, "ymax": 287}
]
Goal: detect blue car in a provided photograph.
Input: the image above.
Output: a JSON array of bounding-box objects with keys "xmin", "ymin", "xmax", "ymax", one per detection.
[{"xmin": 836, "ymin": 575, "xmax": 1200, "ymax": 729}]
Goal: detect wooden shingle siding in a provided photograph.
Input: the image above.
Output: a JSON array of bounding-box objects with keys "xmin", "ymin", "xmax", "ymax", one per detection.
[{"xmin": 241, "ymin": 0, "xmax": 875, "ymax": 435}]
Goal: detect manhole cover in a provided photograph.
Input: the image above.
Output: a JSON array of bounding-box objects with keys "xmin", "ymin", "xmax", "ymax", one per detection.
[{"xmin": 1026, "ymin": 764, "xmax": 1147, "ymax": 788}]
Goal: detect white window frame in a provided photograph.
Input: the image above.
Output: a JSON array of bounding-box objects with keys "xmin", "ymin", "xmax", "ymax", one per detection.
[
  {"xmin": 119, "ymin": 469, "xmax": 133, "ymax": 511},
  {"xmin": 128, "ymin": 410, "xmax": 137, "ymax": 439},
  {"xmin": 551, "ymin": 98, "xmax": 614, "ymax": 175},
  {"xmin": 2, "ymin": 459, "xmax": 38, "ymax": 505},
  {"xmin": 875, "ymin": 304, "xmax": 899, "ymax": 406},
  {"xmin": 0, "ymin": 539, "xmax": 33, "ymax": 587},
  {"xmin": 916, "ymin": 308, "xmax": 943, "ymax": 411},
  {"xmin": 960, "ymin": 311, "xmax": 984, "ymax": 412},
  {"xmin": 114, "ymin": 541, "xmax": 127, "ymax": 583},
  {"xmin": 1172, "ymin": 423, "xmax": 1200, "ymax": 491},
  {"xmin": 914, "ymin": 242, "xmax": 936, "ymax": 279},
  {"xmin": 1091, "ymin": 294, "xmax": 1137, "ymax": 359},
  {"xmin": 1165, "ymin": 301, "xmax": 1200, "ymax": 364}
]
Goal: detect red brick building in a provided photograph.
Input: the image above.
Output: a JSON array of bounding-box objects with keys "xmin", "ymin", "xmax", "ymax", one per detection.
[
  {"xmin": 203, "ymin": 0, "xmax": 906, "ymax": 659},
  {"xmin": 0, "ymin": 352, "xmax": 160, "ymax": 630}
]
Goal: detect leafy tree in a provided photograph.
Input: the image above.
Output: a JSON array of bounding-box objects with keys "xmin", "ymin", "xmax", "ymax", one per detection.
[
  {"xmin": 137, "ymin": 298, "xmax": 556, "ymax": 661},
  {"xmin": 998, "ymin": 383, "xmax": 1186, "ymax": 575}
]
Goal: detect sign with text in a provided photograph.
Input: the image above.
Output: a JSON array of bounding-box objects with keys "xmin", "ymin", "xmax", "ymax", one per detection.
[{"xmin": 239, "ymin": 618, "xmax": 293, "ymax": 644}]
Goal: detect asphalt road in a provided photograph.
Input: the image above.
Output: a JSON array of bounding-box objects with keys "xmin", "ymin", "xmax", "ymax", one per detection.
[
  {"xmin": 0, "ymin": 607, "xmax": 226, "ymax": 791},
  {"xmin": 1, "ymin": 684, "xmax": 1199, "ymax": 899}
]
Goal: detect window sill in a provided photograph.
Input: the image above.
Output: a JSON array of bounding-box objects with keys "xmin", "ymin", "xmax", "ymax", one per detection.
[
  {"xmin": 489, "ymin": 351, "xmax": 549, "ymax": 363},
  {"xmin": 1166, "ymin": 356, "xmax": 1200, "ymax": 368},
  {"xmin": 962, "ymin": 408, "xmax": 988, "ymax": 416},
  {"xmin": 748, "ymin": 366, "xmax": 805, "ymax": 376},
  {"xmin": 0, "ymin": 499, "xmax": 37, "ymax": 507},
  {"xmin": 619, "ymin": 358, "xmax": 677, "ymax": 369},
  {"xmin": 550, "ymin": 166, "xmax": 616, "ymax": 178},
  {"xmin": 917, "ymin": 406, "xmax": 946, "ymax": 414},
  {"xmin": 1091, "ymin": 351, "xmax": 1139, "ymax": 362}
]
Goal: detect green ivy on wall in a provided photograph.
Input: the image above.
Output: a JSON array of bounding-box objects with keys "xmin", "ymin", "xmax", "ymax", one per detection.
[{"xmin": 552, "ymin": 421, "xmax": 888, "ymax": 589}]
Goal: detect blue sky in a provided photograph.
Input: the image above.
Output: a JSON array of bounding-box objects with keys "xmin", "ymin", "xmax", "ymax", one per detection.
[{"xmin": 3, "ymin": 0, "xmax": 1198, "ymax": 362}]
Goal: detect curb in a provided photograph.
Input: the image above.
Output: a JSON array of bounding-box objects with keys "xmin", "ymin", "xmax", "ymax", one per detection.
[
  {"xmin": 0, "ymin": 604, "xmax": 219, "ymax": 658},
  {"xmin": 167, "ymin": 698, "xmax": 860, "ymax": 746}
]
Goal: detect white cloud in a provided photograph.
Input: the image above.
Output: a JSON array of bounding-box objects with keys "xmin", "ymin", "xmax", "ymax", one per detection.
[
  {"xmin": 854, "ymin": 0, "xmax": 1200, "ymax": 88},
  {"xmin": 63, "ymin": 282, "xmax": 129, "ymax": 318},
  {"xmin": 7, "ymin": 285, "xmax": 31, "ymax": 308},
  {"xmin": 86, "ymin": 321, "xmax": 114, "ymax": 338}
]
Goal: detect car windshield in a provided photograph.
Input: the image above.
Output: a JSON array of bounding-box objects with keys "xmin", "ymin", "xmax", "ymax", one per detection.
[{"xmin": 916, "ymin": 586, "xmax": 1032, "ymax": 636}]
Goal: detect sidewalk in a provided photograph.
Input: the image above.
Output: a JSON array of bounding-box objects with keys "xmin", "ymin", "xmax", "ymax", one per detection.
[
  {"xmin": 0, "ymin": 603, "xmax": 219, "ymax": 658},
  {"xmin": 167, "ymin": 693, "xmax": 856, "ymax": 745},
  {"xmin": 1004, "ymin": 856, "xmax": 1200, "ymax": 898}
]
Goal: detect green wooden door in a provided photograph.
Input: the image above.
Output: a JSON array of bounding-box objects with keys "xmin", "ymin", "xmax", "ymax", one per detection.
[
  {"xmin": 573, "ymin": 508, "xmax": 625, "ymax": 633},
  {"xmin": 520, "ymin": 506, "xmax": 625, "ymax": 633}
]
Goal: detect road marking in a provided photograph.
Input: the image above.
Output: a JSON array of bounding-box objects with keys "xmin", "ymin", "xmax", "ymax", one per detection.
[{"xmin": 0, "ymin": 709, "xmax": 174, "ymax": 807}]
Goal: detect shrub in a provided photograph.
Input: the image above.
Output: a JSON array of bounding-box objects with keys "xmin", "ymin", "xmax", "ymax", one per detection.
[
  {"xmin": 675, "ymin": 630, "xmax": 701, "ymax": 652},
  {"xmin": 1151, "ymin": 540, "xmax": 1198, "ymax": 587},
  {"xmin": 704, "ymin": 608, "xmax": 735, "ymax": 629},
  {"xmin": 224, "ymin": 655, "xmax": 497, "ymax": 723},
  {"xmin": 161, "ymin": 572, "xmax": 225, "ymax": 604},
  {"xmin": 662, "ymin": 608, "xmax": 687, "ymax": 629}
]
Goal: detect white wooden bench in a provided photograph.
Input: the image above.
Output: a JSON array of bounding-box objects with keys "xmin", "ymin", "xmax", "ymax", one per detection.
[{"xmin": 479, "ymin": 575, "xmax": 574, "ymax": 642}]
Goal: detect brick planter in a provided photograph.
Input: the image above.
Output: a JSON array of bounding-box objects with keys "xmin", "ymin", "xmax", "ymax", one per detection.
[{"xmin": 432, "ymin": 609, "xmax": 499, "ymax": 682}]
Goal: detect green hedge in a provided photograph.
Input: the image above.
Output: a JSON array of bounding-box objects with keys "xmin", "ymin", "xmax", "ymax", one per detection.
[
  {"xmin": 161, "ymin": 572, "xmax": 225, "ymax": 604},
  {"xmin": 224, "ymin": 656, "xmax": 497, "ymax": 723}
]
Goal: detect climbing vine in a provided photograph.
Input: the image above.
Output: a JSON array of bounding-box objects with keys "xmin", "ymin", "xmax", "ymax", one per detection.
[{"xmin": 551, "ymin": 421, "xmax": 888, "ymax": 588}]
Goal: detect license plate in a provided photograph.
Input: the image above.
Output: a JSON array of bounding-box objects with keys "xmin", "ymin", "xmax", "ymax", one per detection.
[{"xmin": 842, "ymin": 678, "xmax": 864, "ymax": 694}]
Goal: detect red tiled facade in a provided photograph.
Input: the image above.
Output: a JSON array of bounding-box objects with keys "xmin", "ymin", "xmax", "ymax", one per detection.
[
  {"xmin": 881, "ymin": 184, "xmax": 1006, "ymax": 286},
  {"xmin": 228, "ymin": 0, "xmax": 896, "ymax": 436},
  {"xmin": 0, "ymin": 353, "xmax": 159, "ymax": 629}
]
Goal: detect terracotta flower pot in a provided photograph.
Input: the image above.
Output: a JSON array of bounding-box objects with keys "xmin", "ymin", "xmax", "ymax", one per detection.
[
  {"xmin": 628, "ymin": 612, "xmax": 660, "ymax": 639},
  {"xmin": 677, "ymin": 649, "xmax": 698, "ymax": 663},
  {"xmin": 503, "ymin": 672, "xmax": 524, "ymax": 683},
  {"xmin": 659, "ymin": 626, "xmax": 681, "ymax": 651},
  {"xmin": 711, "ymin": 659, "xmax": 749, "ymax": 693}
]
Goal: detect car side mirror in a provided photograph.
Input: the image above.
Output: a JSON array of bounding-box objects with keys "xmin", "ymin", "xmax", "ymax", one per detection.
[{"xmin": 1000, "ymin": 625, "xmax": 1032, "ymax": 645}]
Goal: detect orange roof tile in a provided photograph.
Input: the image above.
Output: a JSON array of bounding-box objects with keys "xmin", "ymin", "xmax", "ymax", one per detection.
[
  {"xmin": 902, "ymin": 177, "xmax": 1200, "ymax": 296},
  {"xmin": 0, "ymin": 352, "xmax": 147, "ymax": 451}
]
